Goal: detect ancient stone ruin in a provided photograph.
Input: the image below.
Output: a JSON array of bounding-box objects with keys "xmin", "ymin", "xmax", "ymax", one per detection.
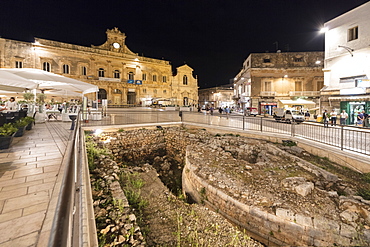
[{"xmin": 91, "ymin": 126, "xmax": 370, "ymax": 246}]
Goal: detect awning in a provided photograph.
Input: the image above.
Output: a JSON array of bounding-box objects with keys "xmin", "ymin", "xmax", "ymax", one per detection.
[
  {"xmin": 0, "ymin": 68, "xmax": 98, "ymax": 95},
  {"xmin": 329, "ymin": 95, "xmax": 370, "ymax": 101},
  {"xmin": 0, "ymin": 70, "xmax": 38, "ymax": 92},
  {"xmin": 279, "ymin": 99, "xmax": 316, "ymax": 105}
]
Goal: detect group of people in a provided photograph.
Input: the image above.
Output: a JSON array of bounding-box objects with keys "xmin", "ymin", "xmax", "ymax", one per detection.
[
  {"xmin": 322, "ymin": 109, "xmax": 368, "ymax": 127},
  {"xmin": 197, "ymin": 105, "xmax": 232, "ymax": 119},
  {"xmin": 0, "ymin": 97, "xmax": 18, "ymax": 111}
]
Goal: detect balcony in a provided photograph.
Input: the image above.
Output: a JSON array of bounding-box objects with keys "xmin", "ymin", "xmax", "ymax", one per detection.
[
  {"xmin": 289, "ymin": 91, "xmax": 320, "ymax": 97},
  {"xmin": 260, "ymin": 91, "xmax": 276, "ymax": 97}
]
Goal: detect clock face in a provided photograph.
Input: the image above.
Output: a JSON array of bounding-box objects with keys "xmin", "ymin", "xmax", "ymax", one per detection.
[{"xmin": 113, "ymin": 42, "xmax": 120, "ymax": 49}]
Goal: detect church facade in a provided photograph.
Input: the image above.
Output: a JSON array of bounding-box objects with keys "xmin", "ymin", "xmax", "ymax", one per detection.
[{"xmin": 0, "ymin": 28, "xmax": 198, "ymax": 106}]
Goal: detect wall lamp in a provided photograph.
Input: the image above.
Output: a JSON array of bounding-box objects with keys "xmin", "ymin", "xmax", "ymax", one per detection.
[{"xmin": 338, "ymin": 45, "xmax": 354, "ymax": 57}]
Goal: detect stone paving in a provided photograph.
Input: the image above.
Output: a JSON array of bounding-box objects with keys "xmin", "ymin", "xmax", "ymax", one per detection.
[{"xmin": 0, "ymin": 121, "xmax": 72, "ymax": 247}]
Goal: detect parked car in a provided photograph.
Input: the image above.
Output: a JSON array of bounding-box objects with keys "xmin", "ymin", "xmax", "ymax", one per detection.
[
  {"xmin": 273, "ymin": 108, "xmax": 305, "ymax": 123},
  {"xmin": 245, "ymin": 107, "xmax": 258, "ymax": 116}
]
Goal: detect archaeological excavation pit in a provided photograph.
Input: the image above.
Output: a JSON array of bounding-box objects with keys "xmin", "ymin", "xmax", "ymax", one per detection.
[{"xmin": 87, "ymin": 126, "xmax": 370, "ymax": 246}]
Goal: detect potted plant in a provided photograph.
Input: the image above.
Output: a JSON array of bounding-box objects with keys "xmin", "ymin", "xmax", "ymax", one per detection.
[
  {"xmin": 24, "ymin": 116, "xmax": 35, "ymax": 130},
  {"xmin": 14, "ymin": 118, "xmax": 29, "ymax": 137},
  {"xmin": 0, "ymin": 123, "xmax": 18, "ymax": 149}
]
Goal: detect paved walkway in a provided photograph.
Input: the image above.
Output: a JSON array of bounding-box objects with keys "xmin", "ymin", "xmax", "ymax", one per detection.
[{"xmin": 0, "ymin": 121, "xmax": 72, "ymax": 247}]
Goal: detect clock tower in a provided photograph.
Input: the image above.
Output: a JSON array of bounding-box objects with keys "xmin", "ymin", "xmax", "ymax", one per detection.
[{"xmin": 91, "ymin": 27, "xmax": 136, "ymax": 55}]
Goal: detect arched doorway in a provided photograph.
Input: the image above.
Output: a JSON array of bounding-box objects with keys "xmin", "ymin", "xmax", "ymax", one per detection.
[{"xmin": 98, "ymin": 89, "xmax": 107, "ymax": 103}]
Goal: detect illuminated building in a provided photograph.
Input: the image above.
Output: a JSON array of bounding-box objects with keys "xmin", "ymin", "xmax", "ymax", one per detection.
[
  {"xmin": 321, "ymin": 2, "xmax": 370, "ymax": 124},
  {"xmin": 0, "ymin": 28, "xmax": 198, "ymax": 106}
]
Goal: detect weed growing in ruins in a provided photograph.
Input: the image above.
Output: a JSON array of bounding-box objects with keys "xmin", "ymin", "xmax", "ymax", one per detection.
[
  {"xmin": 118, "ymin": 128, "xmax": 125, "ymax": 132},
  {"xmin": 85, "ymin": 134, "xmax": 110, "ymax": 170},
  {"xmin": 119, "ymin": 172, "xmax": 148, "ymax": 212}
]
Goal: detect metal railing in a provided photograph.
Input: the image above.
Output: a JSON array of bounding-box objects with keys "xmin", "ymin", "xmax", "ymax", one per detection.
[
  {"xmin": 82, "ymin": 110, "xmax": 181, "ymax": 127},
  {"xmin": 82, "ymin": 110, "xmax": 370, "ymax": 156},
  {"xmin": 182, "ymin": 112, "xmax": 370, "ymax": 156},
  {"xmin": 48, "ymin": 113, "xmax": 98, "ymax": 247}
]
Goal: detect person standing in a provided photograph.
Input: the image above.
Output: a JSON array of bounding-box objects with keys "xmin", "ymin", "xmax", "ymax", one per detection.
[
  {"xmin": 330, "ymin": 109, "xmax": 337, "ymax": 126},
  {"xmin": 4, "ymin": 97, "xmax": 18, "ymax": 110},
  {"xmin": 357, "ymin": 111, "xmax": 364, "ymax": 127},
  {"xmin": 323, "ymin": 110, "xmax": 329, "ymax": 128},
  {"xmin": 363, "ymin": 110, "xmax": 369, "ymax": 127},
  {"xmin": 304, "ymin": 111, "xmax": 310, "ymax": 121},
  {"xmin": 340, "ymin": 110, "xmax": 348, "ymax": 125}
]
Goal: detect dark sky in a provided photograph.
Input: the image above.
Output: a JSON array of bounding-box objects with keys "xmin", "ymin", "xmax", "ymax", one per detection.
[{"xmin": 0, "ymin": 0, "xmax": 368, "ymax": 88}]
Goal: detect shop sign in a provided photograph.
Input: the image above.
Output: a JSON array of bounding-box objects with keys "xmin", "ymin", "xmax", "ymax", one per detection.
[
  {"xmin": 127, "ymin": 80, "xmax": 134, "ymax": 84},
  {"xmin": 135, "ymin": 80, "xmax": 143, "ymax": 85},
  {"xmin": 260, "ymin": 102, "xmax": 277, "ymax": 105}
]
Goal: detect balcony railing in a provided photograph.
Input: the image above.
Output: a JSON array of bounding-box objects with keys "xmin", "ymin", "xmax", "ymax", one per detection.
[
  {"xmin": 289, "ymin": 91, "xmax": 320, "ymax": 97},
  {"xmin": 260, "ymin": 91, "xmax": 276, "ymax": 96}
]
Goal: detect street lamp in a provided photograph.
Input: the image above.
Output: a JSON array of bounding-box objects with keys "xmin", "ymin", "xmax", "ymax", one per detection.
[{"xmin": 338, "ymin": 45, "xmax": 354, "ymax": 57}]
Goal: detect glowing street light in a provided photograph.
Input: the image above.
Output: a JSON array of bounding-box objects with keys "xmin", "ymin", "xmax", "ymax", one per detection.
[{"xmin": 320, "ymin": 27, "xmax": 328, "ymax": 33}]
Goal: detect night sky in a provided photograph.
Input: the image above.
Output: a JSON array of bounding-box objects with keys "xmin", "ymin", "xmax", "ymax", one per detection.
[{"xmin": 0, "ymin": 0, "xmax": 368, "ymax": 88}]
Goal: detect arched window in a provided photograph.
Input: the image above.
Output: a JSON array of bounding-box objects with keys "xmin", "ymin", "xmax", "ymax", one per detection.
[
  {"xmin": 98, "ymin": 68, "xmax": 105, "ymax": 77},
  {"xmin": 63, "ymin": 64, "xmax": 70, "ymax": 74},
  {"xmin": 114, "ymin": 70, "xmax": 120, "ymax": 79},
  {"xmin": 81, "ymin": 66, "xmax": 87, "ymax": 76},
  {"xmin": 98, "ymin": 89, "xmax": 107, "ymax": 101},
  {"xmin": 183, "ymin": 75, "xmax": 188, "ymax": 85},
  {"xmin": 43, "ymin": 62, "xmax": 51, "ymax": 72},
  {"xmin": 128, "ymin": 72, "xmax": 134, "ymax": 80},
  {"xmin": 113, "ymin": 89, "xmax": 122, "ymax": 94}
]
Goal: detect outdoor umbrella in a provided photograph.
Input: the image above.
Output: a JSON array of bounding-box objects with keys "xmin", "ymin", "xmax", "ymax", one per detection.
[
  {"xmin": 0, "ymin": 70, "xmax": 38, "ymax": 92},
  {"xmin": 0, "ymin": 68, "xmax": 98, "ymax": 95}
]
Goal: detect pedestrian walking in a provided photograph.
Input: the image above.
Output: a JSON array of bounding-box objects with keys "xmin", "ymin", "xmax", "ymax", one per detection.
[
  {"xmin": 340, "ymin": 110, "xmax": 348, "ymax": 125},
  {"xmin": 210, "ymin": 106, "xmax": 214, "ymax": 115},
  {"xmin": 323, "ymin": 110, "xmax": 329, "ymax": 128},
  {"xmin": 218, "ymin": 107, "xmax": 223, "ymax": 115},
  {"xmin": 225, "ymin": 106, "xmax": 230, "ymax": 119},
  {"xmin": 330, "ymin": 109, "xmax": 337, "ymax": 126}
]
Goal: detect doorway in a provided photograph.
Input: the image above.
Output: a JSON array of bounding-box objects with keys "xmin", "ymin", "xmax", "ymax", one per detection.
[{"xmin": 127, "ymin": 92, "xmax": 136, "ymax": 105}]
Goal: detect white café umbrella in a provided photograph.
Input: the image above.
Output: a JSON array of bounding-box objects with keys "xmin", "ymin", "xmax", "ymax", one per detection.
[
  {"xmin": 0, "ymin": 68, "xmax": 98, "ymax": 95},
  {"xmin": 0, "ymin": 70, "xmax": 38, "ymax": 92}
]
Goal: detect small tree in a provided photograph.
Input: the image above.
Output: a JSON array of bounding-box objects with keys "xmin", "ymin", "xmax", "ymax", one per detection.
[{"xmin": 23, "ymin": 92, "xmax": 35, "ymax": 102}]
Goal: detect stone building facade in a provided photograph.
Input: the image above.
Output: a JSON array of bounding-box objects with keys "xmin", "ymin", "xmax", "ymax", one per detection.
[
  {"xmin": 198, "ymin": 84, "xmax": 234, "ymax": 108},
  {"xmin": 0, "ymin": 28, "xmax": 198, "ymax": 106},
  {"xmin": 233, "ymin": 52, "xmax": 324, "ymax": 115},
  {"xmin": 321, "ymin": 2, "xmax": 370, "ymax": 124}
]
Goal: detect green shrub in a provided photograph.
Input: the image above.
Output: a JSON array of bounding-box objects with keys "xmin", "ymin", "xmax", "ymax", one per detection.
[{"xmin": 0, "ymin": 123, "xmax": 18, "ymax": 136}]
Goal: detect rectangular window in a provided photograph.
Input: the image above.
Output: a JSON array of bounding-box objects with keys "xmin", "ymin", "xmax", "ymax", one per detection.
[
  {"xmin": 263, "ymin": 58, "xmax": 270, "ymax": 63},
  {"xmin": 153, "ymin": 75, "xmax": 157, "ymax": 82},
  {"xmin": 162, "ymin": 76, "xmax": 167, "ymax": 82},
  {"xmin": 264, "ymin": 81, "xmax": 271, "ymax": 91},
  {"xmin": 81, "ymin": 66, "xmax": 87, "ymax": 76},
  {"xmin": 348, "ymin": 26, "xmax": 358, "ymax": 41},
  {"xmin": 142, "ymin": 73, "xmax": 147, "ymax": 81},
  {"xmin": 295, "ymin": 81, "xmax": 303, "ymax": 91},
  {"xmin": 15, "ymin": 61, "xmax": 23, "ymax": 68},
  {"xmin": 294, "ymin": 57, "xmax": 303, "ymax": 62},
  {"xmin": 143, "ymin": 88, "xmax": 147, "ymax": 93}
]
